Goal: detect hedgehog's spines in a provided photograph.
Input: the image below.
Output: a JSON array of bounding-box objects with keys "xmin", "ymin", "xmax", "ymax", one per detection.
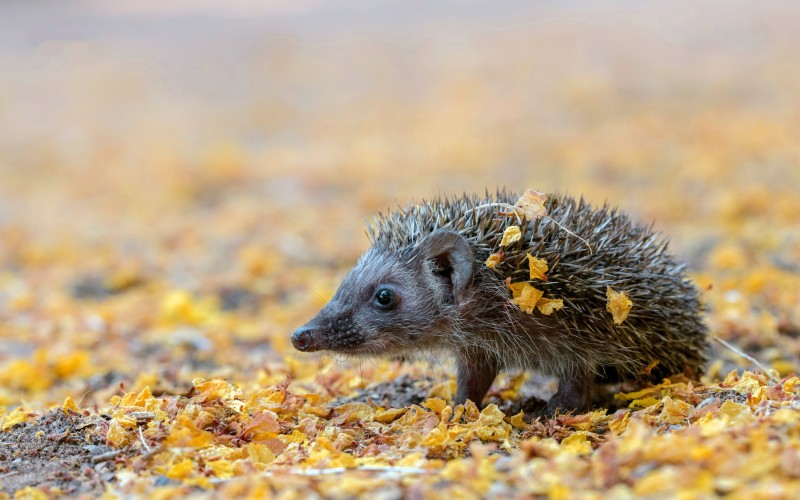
[{"xmin": 368, "ymin": 189, "xmax": 707, "ymax": 383}]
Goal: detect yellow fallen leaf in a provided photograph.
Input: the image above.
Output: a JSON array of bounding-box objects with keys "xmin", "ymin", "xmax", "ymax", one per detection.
[
  {"xmin": 54, "ymin": 351, "xmax": 91, "ymax": 378},
  {"xmin": 500, "ymin": 226, "xmax": 522, "ymax": 247},
  {"xmin": 560, "ymin": 432, "xmax": 592, "ymax": 455},
  {"xmin": 206, "ymin": 458, "xmax": 234, "ymax": 479},
  {"xmin": 247, "ymin": 443, "xmax": 276, "ymax": 465},
  {"xmin": 10, "ymin": 487, "xmax": 49, "ymax": 500},
  {"xmin": 657, "ymin": 396, "xmax": 692, "ymax": 425},
  {"xmin": 508, "ymin": 281, "xmax": 544, "ymax": 314},
  {"xmin": 608, "ymin": 411, "xmax": 630, "ymax": 435},
  {"xmin": 536, "ymin": 297, "xmax": 563, "ymax": 315},
  {"xmin": 628, "ymin": 396, "xmax": 661, "ymax": 409},
  {"xmin": 164, "ymin": 414, "xmax": 215, "ymax": 448},
  {"xmin": 105, "ymin": 419, "xmax": 131, "ymax": 447},
  {"xmin": 783, "ymin": 377, "xmax": 800, "ymax": 394},
  {"xmin": 515, "ymin": 189, "xmax": 548, "ymax": 220},
  {"xmin": 192, "ymin": 378, "xmax": 241, "ymax": 402},
  {"xmin": 373, "ymin": 407, "xmax": 406, "ymax": 423},
  {"xmin": 526, "ymin": 253, "xmax": 548, "ymax": 280},
  {"xmin": 485, "ymin": 252, "xmax": 504, "ymax": 269},
  {"xmin": 719, "ymin": 400, "xmax": 753, "ymax": 424},
  {"xmin": 606, "ymin": 286, "xmax": 633, "ymax": 325},
  {"xmin": 62, "ymin": 396, "xmax": 80, "ymax": 414},
  {"xmin": 730, "ymin": 371, "xmax": 763, "ymax": 395},
  {"xmin": 422, "ymin": 398, "xmax": 448, "ymax": 414},
  {"xmin": 508, "ymin": 412, "xmax": 528, "ymax": 429},
  {"xmin": 165, "ymin": 458, "xmax": 195, "ymax": 480},
  {"xmin": 1, "ymin": 407, "xmax": 34, "ymax": 431}
]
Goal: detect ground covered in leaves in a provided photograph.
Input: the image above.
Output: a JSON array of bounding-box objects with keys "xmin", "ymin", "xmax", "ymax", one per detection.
[{"xmin": 2, "ymin": 1, "xmax": 800, "ymax": 498}]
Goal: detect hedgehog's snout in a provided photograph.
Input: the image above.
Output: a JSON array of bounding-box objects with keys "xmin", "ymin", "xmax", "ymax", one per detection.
[{"xmin": 291, "ymin": 325, "xmax": 321, "ymax": 352}]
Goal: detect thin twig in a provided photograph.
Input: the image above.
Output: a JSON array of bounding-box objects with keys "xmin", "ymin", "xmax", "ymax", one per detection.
[
  {"xmin": 541, "ymin": 216, "xmax": 594, "ymax": 255},
  {"xmin": 465, "ymin": 203, "xmax": 523, "ymax": 224},
  {"xmin": 91, "ymin": 450, "xmax": 122, "ymax": 464},
  {"xmin": 208, "ymin": 466, "xmax": 432, "ymax": 484},
  {"xmin": 137, "ymin": 445, "xmax": 164, "ymax": 463},
  {"xmin": 138, "ymin": 426, "xmax": 151, "ymax": 453},
  {"xmin": 465, "ymin": 202, "xmax": 594, "ymax": 254},
  {"xmin": 713, "ymin": 336, "xmax": 780, "ymax": 383}
]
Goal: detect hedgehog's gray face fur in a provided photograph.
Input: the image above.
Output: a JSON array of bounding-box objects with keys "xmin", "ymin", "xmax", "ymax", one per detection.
[{"xmin": 292, "ymin": 231, "xmax": 474, "ymax": 357}]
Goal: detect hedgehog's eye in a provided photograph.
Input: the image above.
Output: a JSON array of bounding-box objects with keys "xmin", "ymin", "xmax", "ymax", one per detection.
[{"xmin": 374, "ymin": 287, "xmax": 396, "ymax": 309}]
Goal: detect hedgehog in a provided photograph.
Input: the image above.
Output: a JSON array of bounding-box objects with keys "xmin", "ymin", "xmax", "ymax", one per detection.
[{"xmin": 292, "ymin": 189, "xmax": 708, "ymax": 413}]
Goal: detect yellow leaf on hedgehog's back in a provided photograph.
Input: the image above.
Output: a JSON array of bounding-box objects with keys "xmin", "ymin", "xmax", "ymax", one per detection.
[
  {"xmin": 526, "ymin": 253, "xmax": 548, "ymax": 280},
  {"xmin": 536, "ymin": 298, "xmax": 563, "ymax": 315},
  {"xmin": 508, "ymin": 282, "xmax": 543, "ymax": 314},
  {"xmin": 515, "ymin": 189, "xmax": 548, "ymax": 220},
  {"xmin": 500, "ymin": 226, "xmax": 522, "ymax": 247},
  {"xmin": 485, "ymin": 252, "xmax": 504, "ymax": 269},
  {"xmin": 606, "ymin": 286, "xmax": 633, "ymax": 325}
]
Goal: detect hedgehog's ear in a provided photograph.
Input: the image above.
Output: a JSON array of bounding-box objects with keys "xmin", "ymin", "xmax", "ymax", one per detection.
[{"xmin": 420, "ymin": 231, "xmax": 474, "ymax": 305}]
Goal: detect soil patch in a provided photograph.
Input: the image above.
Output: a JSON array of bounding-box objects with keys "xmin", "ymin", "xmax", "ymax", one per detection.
[{"xmin": 0, "ymin": 410, "xmax": 129, "ymax": 496}]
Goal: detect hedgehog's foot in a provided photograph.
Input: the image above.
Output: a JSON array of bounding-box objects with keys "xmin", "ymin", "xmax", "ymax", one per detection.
[
  {"xmin": 455, "ymin": 349, "xmax": 499, "ymax": 407},
  {"xmin": 547, "ymin": 371, "xmax": 593, "ymax": 414}
]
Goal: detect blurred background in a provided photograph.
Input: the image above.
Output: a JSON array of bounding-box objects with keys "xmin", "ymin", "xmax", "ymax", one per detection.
[{"xmin": 0, "ymin": 0, "xmax": 799, "ymax": 408}]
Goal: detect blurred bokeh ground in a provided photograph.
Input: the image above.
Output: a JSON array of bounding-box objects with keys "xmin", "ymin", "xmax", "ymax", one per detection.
[{"xmin": 1, "ymin": 1, "xmax": 800, "ymax": 497}]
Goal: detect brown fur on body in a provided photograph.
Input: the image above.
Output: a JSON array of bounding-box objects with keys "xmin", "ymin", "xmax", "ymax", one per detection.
[{"xmin": 292, "ymin": 190, "xmax": 708, "ymax": 413}]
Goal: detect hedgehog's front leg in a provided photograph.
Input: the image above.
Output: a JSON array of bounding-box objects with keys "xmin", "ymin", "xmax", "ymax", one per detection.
[
  {"xmin": 455, "ymin": 349, "xmax": 499, "ymax": 406},
  {"xmin": 547, "ymin": 370, "xmax": 593, "ymax": 414}
]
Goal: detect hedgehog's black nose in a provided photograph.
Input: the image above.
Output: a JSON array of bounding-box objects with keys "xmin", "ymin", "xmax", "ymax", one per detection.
[{"xmin": 292, "ymin": 326, "xmax": 316, "ymax": 352}]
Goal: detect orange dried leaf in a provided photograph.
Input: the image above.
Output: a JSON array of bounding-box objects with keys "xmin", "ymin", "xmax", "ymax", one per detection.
[
  {"xmin": 1, "ymin": 407, "xmax": 34, "ymax": 431},
  {"xmin": 373, "ymin": 407, "xmax": 406, "ymax": 423},
  {"xmin": 246, "ymin": 443, "xmax": 276, "ymax": 465},
  {"xmin": 606, "ymin": 286, "xmax": 633, "ymax": 325},
  {"xmin": 526, "ymin": 253, "xmax": 549, "ymax": 280},
  {"xmin": 62, "ymin": 396, "xmax": 80, "ymax": 414},
  {"xmin": 536, "ymin": 297, "xmax": 564, "ymax": 315},
  {"xmin": 422, "ymin": 398, "xmax": 448, "ymax": 414},
  {"xmin": 164, "ymin": 414, "xmax": 215, "ymax": 448},
  {"xmin": 241, "ymin": 411, "xmax": 280, "ymax": 442},
  {"xmin": 485, "ymin": 252, "xmax": 504, "ymax": 269},
  {"xmin": 560, "ymin": 432, "xmax": 592, "ymax": 455},
  {"xmin": 500, "ymin": 226, "xmax": 522, "ymax": 247},
  {"xmin": 165, "ymin": 458, "xmax": 195, "ymax": 480},
  {"xmin": 508, "ymin": 281, "xmax": 544, "ymax": 314},
  {"xmin": 514, "ymin": 189, "xmax": 548, "ymax": 220}
]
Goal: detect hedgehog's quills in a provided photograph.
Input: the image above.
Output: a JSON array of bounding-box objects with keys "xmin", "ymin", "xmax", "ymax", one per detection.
[{"xmin": 292, "ymin": 190, "xmax": 708, "ymax": 413}]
